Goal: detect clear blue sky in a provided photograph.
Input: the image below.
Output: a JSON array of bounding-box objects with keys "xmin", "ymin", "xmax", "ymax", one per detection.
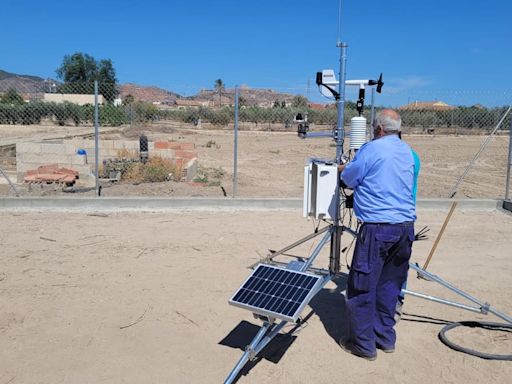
[{"xmin": 3, "ymin": 0, "xmax": 511, "ymax": 106}]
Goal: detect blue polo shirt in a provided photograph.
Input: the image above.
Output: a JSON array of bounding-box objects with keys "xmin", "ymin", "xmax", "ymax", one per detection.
[{"xmin": 341, "ymin": 135, "xmax": 416, "ymax": 223}]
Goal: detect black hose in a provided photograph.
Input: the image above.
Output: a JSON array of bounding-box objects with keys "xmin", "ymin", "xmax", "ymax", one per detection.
[{"xmin": 438, "ymin": 321, "xmax": 512, "ymax": 360}]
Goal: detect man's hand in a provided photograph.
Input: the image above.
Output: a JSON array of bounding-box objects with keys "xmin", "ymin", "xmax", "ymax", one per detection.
[{"xmin": 338, "ymin": 163, "xmax": 347, "ymax": 172}]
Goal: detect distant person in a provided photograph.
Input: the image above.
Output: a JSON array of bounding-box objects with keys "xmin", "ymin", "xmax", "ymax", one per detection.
[{"xmin": 338, "ymin": 109, "xmax": 418, "ymax": 360}]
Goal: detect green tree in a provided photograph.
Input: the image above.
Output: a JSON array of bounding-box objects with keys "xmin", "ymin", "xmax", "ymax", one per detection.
[
  {"xmin": 238, "ymin": 95, "xmax": 247, "ymax": 108},
  {"xmin": 214, "ymin": 79, "xmax": 224, "ymax": 107},
  {"xmin": 291, "ymin": 95, "xmax": 308, "ymax": 108},
  {"xmin": 56, "ymin": 52, "xmax": 118, "ymax": 102},
  {"xmin": 123, "ymin": 94, "xmax": 135, "ymax": 105},
  {"xmin": 1, "ymin": 88, "xmax": 24, "ymax": 105}
]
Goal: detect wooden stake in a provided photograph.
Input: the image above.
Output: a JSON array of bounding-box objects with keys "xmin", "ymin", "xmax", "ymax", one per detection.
[{"xmin": 421, "ymin": 202, "xmax": 458, "ymax": 271}]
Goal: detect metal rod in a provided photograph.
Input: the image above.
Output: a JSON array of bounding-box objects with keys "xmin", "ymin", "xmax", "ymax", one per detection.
[
  {"xmin": 505, "ymin": 109, "xmax": 512, "ymax": 201},
  {"xmin": 252, "ymin": 320, "xmax": 288, "ymax": 356},
  {"xmin": 369, "ymin": 87, "xmax": 375, "ymax": 140},
  {"xmin": 402, "ymin": 289, "xmax": 482, "ymax": 314},
  {"xmin": 421, "ymin": 202, "xmax": 457, "ymax": 271},
  {"xmin": 224, "ymin": 322, "xmax": 271, "ymax": 384},
  {"xmin": 448, "ymin": 105, "xmax": 512, "ymax": 198},
  {"xmin": 329, "ymin": 41, "xmax": 348, "ymax": 275},
  {"xmin": 302, "ymin": 228, "xmax": 334, "ymax": 271},
  {"xmin": 233, "ymin": 86, "xmax": 239, "ymax": 198},
  {"xmin": 0, "ymin": 166, "xmax": 19, "ymax": 196},
  {"xmin": 300, "ymin": 132, "xmax": 333, "ymax": 139},
  {"xmin": 252, "ymin": 225, "xmax": 331, "ymax": 268},
  {"xmin": 94, "ymin": 80, "xmax": 100, "ymax": 197},
  {"xmin": 410, "ymin": 263, "xmax": 512, "ymax": 324}
]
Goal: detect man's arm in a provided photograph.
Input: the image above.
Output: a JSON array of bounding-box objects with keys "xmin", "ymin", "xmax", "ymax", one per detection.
[{"xmin": 340, "ymin": 150, "xmax": 367, "ymax": 188}]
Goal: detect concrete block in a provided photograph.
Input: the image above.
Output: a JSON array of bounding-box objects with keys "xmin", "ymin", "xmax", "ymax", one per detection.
[
  {"xmin": 65, "ymin": 143, "xmax": 80, "ymax": 155},
  {"xmin": 71, "ymin": 155, "xmax": 87, "ymax": 165},
  {"xmin": 41, "ymin": 143, "xmax": 67, "ymax": 154},
  {"xmin": 16, "ymin": 142, "xmax": 42, "ymax": 154},
  {"xmin": 183, "ymin": 158, "xmax": 198, "ymax": 181},
  {"xmin": 20, "ymin": 153, "xmax": 73, "ymax": 165}
]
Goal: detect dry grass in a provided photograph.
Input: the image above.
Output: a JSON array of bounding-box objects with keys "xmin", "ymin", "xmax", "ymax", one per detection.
[{"xmin": 122, "ymin": 156, "xmax": 183, "ymax": 183}]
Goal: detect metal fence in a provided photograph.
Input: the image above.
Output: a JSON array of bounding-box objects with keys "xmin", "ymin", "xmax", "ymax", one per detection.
[{"xmin": 0, "ymin": 81, "xmax": 511, "ymax": 200}]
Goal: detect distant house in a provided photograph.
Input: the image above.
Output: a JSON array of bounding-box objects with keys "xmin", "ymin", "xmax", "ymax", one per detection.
[
  {"xmin": 308, "ymin": 103, "xmax": 327, "ymax": 111},
  {"xmin": 43, "ymin": 93, "xmax": 104, "ymax": 106},
  {"xmin": 174, "ymin": 99, "xmax": 212, "ymax": 109},
  {"xmin": 399, "ymin": 100, "xmax": 455, "ymax": 111}
]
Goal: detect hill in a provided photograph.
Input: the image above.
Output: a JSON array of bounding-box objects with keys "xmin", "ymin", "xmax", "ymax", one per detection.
[
  {"xmin": 0, "ymin": 69, "xmax": 303, "ymax": 106},
  {"xmin": 0, "ymin": 69, "xmax": 53, "ymax": 94}
]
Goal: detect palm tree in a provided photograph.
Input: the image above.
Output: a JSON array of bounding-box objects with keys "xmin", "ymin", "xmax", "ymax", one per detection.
[{"xmin": 214, "ymin": 79, "xmax": 224, "ymax": 107}]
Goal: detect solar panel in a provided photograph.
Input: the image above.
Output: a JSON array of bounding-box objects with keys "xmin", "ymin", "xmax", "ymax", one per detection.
[{"xmin": 229, "ymin": 264, "xmax": 323, "ymax": 322}]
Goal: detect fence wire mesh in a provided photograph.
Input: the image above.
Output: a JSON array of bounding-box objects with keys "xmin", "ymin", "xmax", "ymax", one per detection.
[{"xmin": 0, "ymin": 82, "xmax": 510, "ymax": 199}]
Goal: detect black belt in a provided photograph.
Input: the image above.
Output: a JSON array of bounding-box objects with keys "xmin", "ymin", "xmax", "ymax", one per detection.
[{"xmin": 362, "ymin": 221, "xmax": 414, "ymax": 226}]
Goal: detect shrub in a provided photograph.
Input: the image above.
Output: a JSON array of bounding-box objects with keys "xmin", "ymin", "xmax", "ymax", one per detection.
[{"xmin": 121, "ymin": 155, "xmax": 183, "ymax": 183}]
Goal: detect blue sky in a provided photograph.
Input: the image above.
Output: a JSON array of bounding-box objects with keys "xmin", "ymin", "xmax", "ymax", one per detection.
[{"xmin": 3, "ymin": 0, "xmax": 511, "ymax": 106}]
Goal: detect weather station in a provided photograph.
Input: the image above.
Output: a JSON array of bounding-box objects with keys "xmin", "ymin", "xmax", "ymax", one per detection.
[{"xmin": 223, "ymin": 2, "xmax": 512, "ymax": 383}]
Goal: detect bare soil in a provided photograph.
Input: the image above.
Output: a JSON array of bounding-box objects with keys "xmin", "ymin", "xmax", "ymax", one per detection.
[
  {"xmin": 0, "ymin": 209, "xmax": 511, "ymax": 383},
  {"xmin": 1, "ymin": 122, "xmax": 509, "ymax": 198}
]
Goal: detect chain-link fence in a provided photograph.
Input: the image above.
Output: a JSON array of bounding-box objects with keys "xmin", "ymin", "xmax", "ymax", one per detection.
[{"xmin": 0, "ymin": 81, "xmax": 510, "ymax": 199}]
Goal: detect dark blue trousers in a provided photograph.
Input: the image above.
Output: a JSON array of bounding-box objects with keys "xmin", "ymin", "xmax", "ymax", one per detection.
[{"xmin": 346, "ymin": 222, "xmax": 414, "ymax": 356}]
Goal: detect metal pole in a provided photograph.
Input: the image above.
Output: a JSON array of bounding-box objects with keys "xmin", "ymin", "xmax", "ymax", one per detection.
[
  {"xmin": 369, "ymin": 88, "xmax": 375, "ymax": 140},
  {"xmin": 410, "ymin": 263, "xmax": 512, "ymax": 325},
  {"xmin": 0, "ymin": 166, "xmax": 19, "ymax": 196},
  {"xmin": 329, "ymin": 41, "xmax": 347, "ymax": 274},
  {"xmin": 94, "ymin": 80, "xmax": 100, "ymax": 197},
  {"xmin": 402, "ymin": 289, "xmax": 483, "ymax": 314},
  {"xmin": 233, "ymin": 86, "xmax": 239, "ymax": 198},
  {"xmin": 505, "ymin": 109, "xmax": 512, "ymax": 200},
  {"xmin": 224, "ymin": 322, "xmax": 271, "ymax": 384}
]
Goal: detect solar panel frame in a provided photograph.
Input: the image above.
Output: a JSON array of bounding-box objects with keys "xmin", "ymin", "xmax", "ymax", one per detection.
[{"xmin": 229, "ymin": 264, "xmax": 324, "ymax": 322}]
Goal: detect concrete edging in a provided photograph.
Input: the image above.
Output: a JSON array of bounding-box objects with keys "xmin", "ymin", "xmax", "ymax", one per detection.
[{"xmin": 0, "ymin": 197, "xmax": 503, "ymax": 212}]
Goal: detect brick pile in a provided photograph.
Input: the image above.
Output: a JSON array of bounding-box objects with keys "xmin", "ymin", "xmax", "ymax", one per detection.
[
  {"xmin": 154, "ymin": 141, "xmax": 198, "ymax": 181},
  {"xmin": 23, "ymin": 164, "xmax": 79, "ymax": 185}
]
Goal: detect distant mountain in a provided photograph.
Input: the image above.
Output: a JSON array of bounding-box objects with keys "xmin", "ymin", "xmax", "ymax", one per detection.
[
  {"xmin": 0, "ymin": 69, "xmax": 45, "ymax": 82},
  {"xmin": 119, "ymin": 83, "xmax": 181, "ymax": 104},
  {"xmin": 197, "ymin": 86, "xmax": 297, "ymax": 107},
  {"xmin": 0, "ymin": 69, "xmax": 54, "ymax": 94},
  {"xmin": 0, "ymin": 69, "xmax": 303, "ymax": 107}
]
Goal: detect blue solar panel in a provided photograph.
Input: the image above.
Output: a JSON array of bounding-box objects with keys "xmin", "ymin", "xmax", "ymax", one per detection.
[{"xmin": 229, "ymin": 264, "xmax": 323, "ymax": 322}]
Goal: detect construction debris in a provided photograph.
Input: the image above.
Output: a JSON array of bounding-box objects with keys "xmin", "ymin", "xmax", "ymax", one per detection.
[{"xmin": 23, "ymin": 164, "xmax": 79, "ymax": 186}]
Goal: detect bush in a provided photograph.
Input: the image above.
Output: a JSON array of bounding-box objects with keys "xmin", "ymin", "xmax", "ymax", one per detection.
[{"xmin": 121, "ymin": 156, "xmax": 183, "ymax": 183}]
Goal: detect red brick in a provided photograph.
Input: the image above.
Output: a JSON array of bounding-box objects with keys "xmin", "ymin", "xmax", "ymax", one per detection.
[
  {"xmin": 154, "ymin": 141, "xmax": 170, "ymax": 149},
  {"xmin": 175, "ymin": 150, "xmax": 198, "ymax": 159}
]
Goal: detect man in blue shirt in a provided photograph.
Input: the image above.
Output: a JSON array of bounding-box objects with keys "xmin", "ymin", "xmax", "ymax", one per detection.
[{"xmin": 338, "ymin": 109, "xmax": 416, "ymax": 360}]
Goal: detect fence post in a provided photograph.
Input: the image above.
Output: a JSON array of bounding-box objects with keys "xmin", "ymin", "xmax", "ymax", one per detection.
[
  {"xmin": 94, "ymin": 80, "xmax": 100, "ymax": 197},
  {"xmin": 233, "ymin": 86, "xmax": 239, "ymax": 198},
  {"xmin": 505, "ymin": 110, "xmax": 512, "ymax": 201}
]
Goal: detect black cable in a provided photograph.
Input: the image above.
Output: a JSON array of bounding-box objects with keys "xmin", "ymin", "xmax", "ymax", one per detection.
[{"xmin": 438, "ymin": 321, "xmax": 512, "ymax": 360}]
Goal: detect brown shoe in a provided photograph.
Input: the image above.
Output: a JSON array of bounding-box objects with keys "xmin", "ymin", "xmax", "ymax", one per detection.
[{"xmin": 338, "ymin": 338, "xmax": 377, "ymax": 361}]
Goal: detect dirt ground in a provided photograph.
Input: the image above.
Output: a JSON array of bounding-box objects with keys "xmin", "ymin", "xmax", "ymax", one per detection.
[
  {"xmin": 0, "ymin": 208, "xmax": 511, "ymax": 384},
  {"xmin": 1, "ymin": 123, "xmax": 510, "ymax": 198}
]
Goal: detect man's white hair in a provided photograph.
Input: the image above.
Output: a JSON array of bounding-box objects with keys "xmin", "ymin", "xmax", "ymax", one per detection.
[{"xmin": 375, "ymin": 111, "xmax": 401, "ymax": 133}]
